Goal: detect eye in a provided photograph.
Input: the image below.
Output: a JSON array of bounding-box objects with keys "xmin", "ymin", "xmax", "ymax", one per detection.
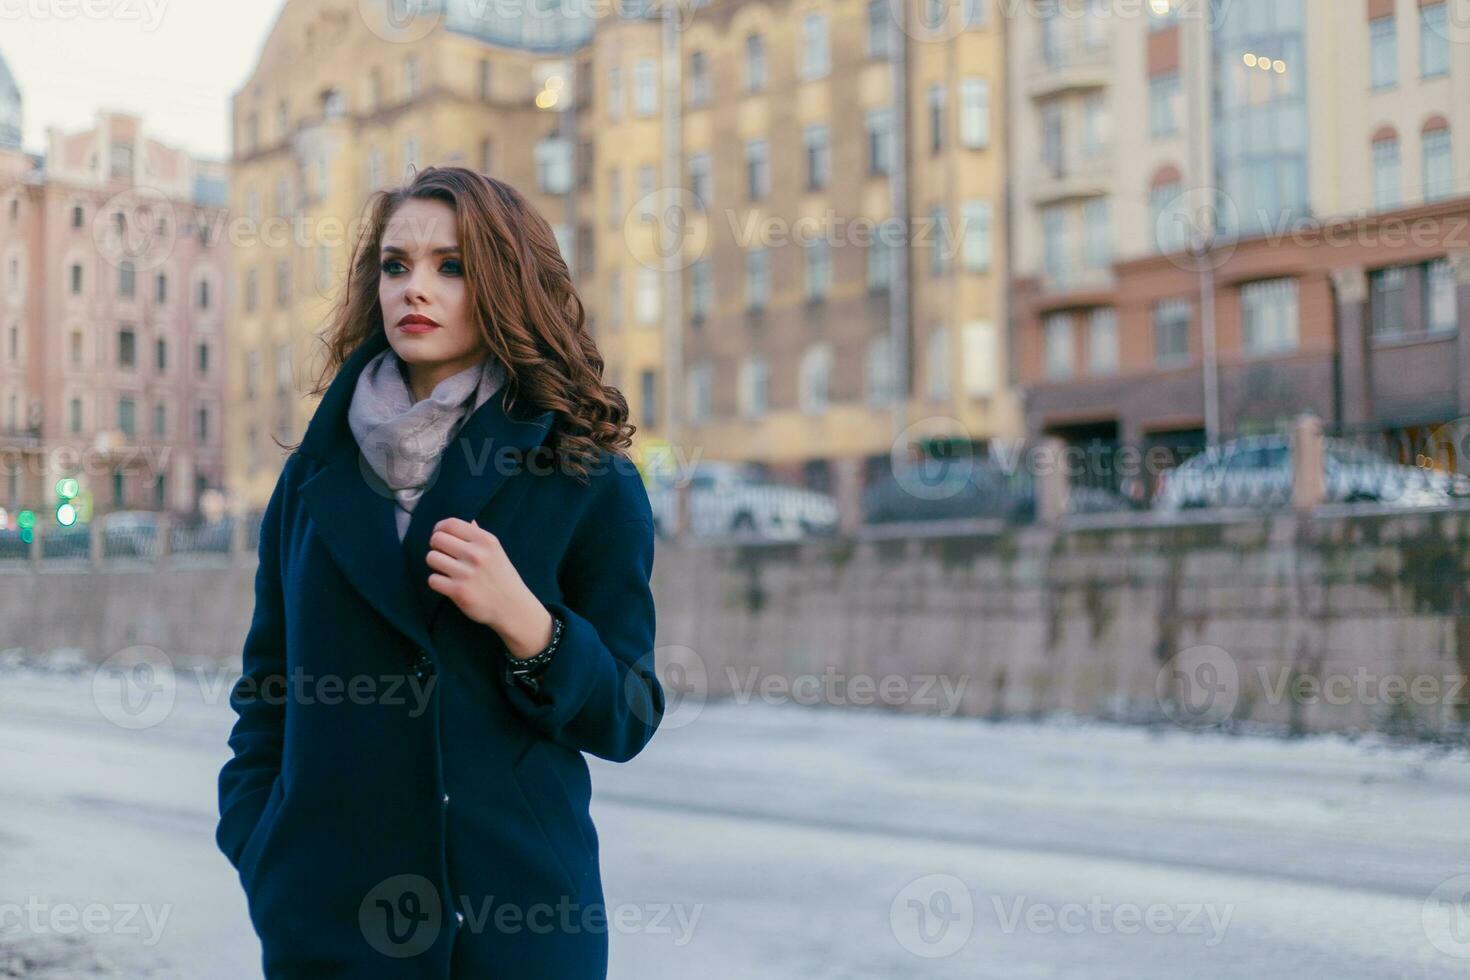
[
  {"xmin": 440, "ymin": 258, "xmax": 463, "ymax": 276},
  {"xmin": 381, "ymin": 258, "xmax": 406, "ymax": 275}
]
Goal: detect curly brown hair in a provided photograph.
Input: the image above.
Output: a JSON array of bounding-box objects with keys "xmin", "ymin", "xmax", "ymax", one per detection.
[{"xmin": 310, "ymin": 166, "xmax": 633, "ymax": 479}]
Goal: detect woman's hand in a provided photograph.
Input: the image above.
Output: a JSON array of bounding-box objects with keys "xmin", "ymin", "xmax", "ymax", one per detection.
[{"xmin": 426, "ymin": 517, "xmax": 554, "ymax": 660}]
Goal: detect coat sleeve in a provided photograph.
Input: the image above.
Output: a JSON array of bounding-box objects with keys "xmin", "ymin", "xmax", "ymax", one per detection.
[
  {"xmin": 215, "ymin": 464, "xmax": 291, "ymax": 870},
  {"xmin": 500, "ymin": 511, "xmax": 665, "ymax": 763}
]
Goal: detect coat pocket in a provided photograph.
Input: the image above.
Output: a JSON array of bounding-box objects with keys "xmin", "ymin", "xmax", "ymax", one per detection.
[
  {"xmin": 237, "ymin": 776, "xmax": 286, "ymax": 891},
  {"xmin": 509, "ymin": 739, "xmax": 594, "ymax": 893}
]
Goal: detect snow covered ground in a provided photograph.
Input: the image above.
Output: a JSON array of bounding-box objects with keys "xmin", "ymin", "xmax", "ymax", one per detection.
[{"xmin": 2, "ymin": 665, "xmax": 1470, "ymax": 978}]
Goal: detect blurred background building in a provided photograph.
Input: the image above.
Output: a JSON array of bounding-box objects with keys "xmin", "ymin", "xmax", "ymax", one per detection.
[
  {"xmin": 0, "ymin": 64, "xmax": 230, "ymax": 521},
  {"xmin": 1010, "ymin": 0, "xmax": 1470, "ymax": 465}
]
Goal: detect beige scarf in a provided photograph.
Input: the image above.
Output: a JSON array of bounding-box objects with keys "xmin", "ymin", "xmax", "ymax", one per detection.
[{"xmin": 347, "ymin": 348, "xmax": 507, "ymax": 540}]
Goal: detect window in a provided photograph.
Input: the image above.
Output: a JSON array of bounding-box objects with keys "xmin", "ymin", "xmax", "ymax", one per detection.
[
  {"xmin": 245, "ymin": 269, "xmax": 258, "ymax": 313},
  {"xmin": 197, "ymin": 278, "xmax": 211, "ymax": 310},
  {"xmin": 688, "ymin": 153, "xmax": 710, "ymax": 209},
  {"xmin": 745, "ymin": 34, "xmax": 766, "ymax": 92},
  {"xmin": 70, "ymin": 331, "xmax": 82, "ymax": 368},
  {"xmin": 745, "ymin": 139, "xmax": 769, "ymax": 200},
  {"xmin": 71, "ymin": 205, "xmax": 84, "ymax": 228},
  {"xmin": 1370, "ymin": 265, "xmax": 1405, "ymax": 338},
  {"xmin": 867, "ymin": 233, "xmax": 894, "ymax": 291},
  {"xmin": 198, "ymin": 341, "xmax": 211, "ymax": 375},
  {"xmin": 1423, "ymin": 129, "xmax": 1452, "ymax": 202},
  {"xmin": 804, "ymin": 124, "xmax": 830, "ymax": 190},
  {"xmin": 926, "ymin": 328, "xmax": 951, "ymax": 401},
  {"xmin": 961, "ymin": 200, "xmax": 992, "ymax": 273},
  {"xmin": 1042, "ymin": 207, "xmax": 1069, "ymax": 286},
  {"xmin": 1087, "ymin": 308, "xmax": 1119, "ymax": 375},
  {"xmin": 607, "ymin": 168, "xmax": 622, "ymax": 226},
  {"xmin": 274, "ymin": 176, "xmax": 291, "ymax": 216},
  {"xmin": 801, "ymin": 13, "xmax": 829, "ymax": 79},
  {"xmin": 118, "ymin": 327, "xmax": 136, "ymax": 369},
  {"xmin": 1041, "ymin": 102, "xmax": 1064, "ymax": 176},
  {"xmin": 689, "ymin": 52, "xmax": 710, "ymax": 106},
  {"xmin": 1422, "ymin": 2, "xmax": 1450, "ymax": 78},
  {"xmin": 275, "ymin": 343, "xmax": 291, "ymax": 393},
  {"xmin": 635, "ymin": 268, "xmax": 660, "ymax": 324},
  {"xmin": 117, "ymin": 396, "xmax": 136, "ymax": 437},
  {"xmin": 928, "ymin": 84, "xmax": 946, "ymax": 154},
  {"xmin": 535, "ymin": 137, "xmax": 572, "ymax": 194},
  {"xmin": 1044, "ymin": 313, "xmax": 1074, "ymax": 380},
  {"xmin": 738, "ymin": 354, "xmax": 769, "ymax": 418},
  {"xmin": 687, "ymin": 361, "xmax": 712, "ymax": 426},
  {"xmin": 112, "ymin": 471, "xmax": 125, "ymax": 507},
  {"xmin": 1240, "ymin": 278, "xmax": 1298, "ymax": 355},
  {"xmin": 1373, "ymin": 137, "xmax": 1401, "ymax": 211},
  {"xmin": 1081, "ymin": 95, "xmax": 1108, "ymax": 157},
  {"xmin": 276, "ymin": 260, "xmax": 290, "ymax": 307},
  {"xmin": 155, "ymin": 337, "xmax": 167, "ymax": 373},
  {"xmin": 930, "ymin": 205, "xmax": 948, "ymax": 277},
  {"xmin": 867, "ymin": 0, "xmax": 893, "ymax": 58},
  {"xmin": 961, "ymin": 320, "xmax": 997, "ymax": 397},
  {"xmin": 1369, "ymin": 16, "xmax": 1397, "ymax": 89},
  {"xmin": 153, "ymin": 402, "xmax": 167, "ymax": 439},
  {"xmin": 70, "ymin": 263, "xmax": 83, "ymax": 295},
  {"xmin": 607, "ymin": 66, "xmax": 622, "ymax": 120},
  {"xmin": 69, "ymin": 397, "xmax": 82, "ymax": 434},
  {"xmin": 1154, "ymin": 298, "xmax": 1191, "ymax": 365},
  {"xmin": 607, "ymin": 271, "xmax": 623, "ymax": 328},
  {"xmin": 404, "ymin": 56, "xmax": 421, "ymax": 100},
  {"xmin": 1149, "ymin": 73, "xmax": 1181, "ymax": 138},
  {"xmin": 118, "ymin": 261, "xmax": 135, "ymax": 298},
  {"xmin": 959, "ymin": 77, "xmax": 990, "ymax": 149},
  {"xmin": 690, "ymin": 258, "xmax": 712, "ymax": 321},
  {"xmin": 1083, "ymin": 199, "xmax": 1111, "ymax": 270},
  {"xmin": 155, "ymin": 272, "xmax": 168, "ymax": 304},
  {"xmin": 745, "ymin": 248, "xmax": 769, "ymax": 311},
  {"xmin": 637, "ymin": 370, "xmax": 655, "ymax": 426},
  {"xmin": 866, "ymin": 334, "xmax": 895, "ymax": 406},
  {"xmin": 804, "ymin": 241, "xmax": 831, "ymax": 300},
  {"xmin": 404, "ymin": 137, "xmax": 420, "ymax": 173},
  {"xmin": 866, "ymin": 108, "xmax": 893, "ymax": 175},
  {"xmin": 798, "ymin": 343, "xmax": 832, "ymax": 415},
  {"xmin": 245, "ymin": 350, "xmax": 260, "ymax": 399},
  {"xmin": 1151, "ymin": 182, "xmax": 1189, "ymax": 254},
  {"xmin": 197, "ymin": 404, "xmax": 211, "ymax": 442},
  {"xmin": 634, "ymin": 59, "xmax": 657, "ymax": 116},
  {"xmin": 480, "ymin": 138, "xmax": 493, "ymax": 174},
  {"xmin": 1426, "ymin": 259, "xmax": 1458, "ymax": 334}
]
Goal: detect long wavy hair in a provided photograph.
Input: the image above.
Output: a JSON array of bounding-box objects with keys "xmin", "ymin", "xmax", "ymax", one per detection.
[{"xmin": 311, "ymin": 166, "xmax": 633, "ymax": 479}]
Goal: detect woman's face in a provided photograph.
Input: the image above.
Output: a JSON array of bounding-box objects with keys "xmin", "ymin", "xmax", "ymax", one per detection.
[{"xmin": 379, "ymin": 196, "xmax": 483, "ymax": 383}]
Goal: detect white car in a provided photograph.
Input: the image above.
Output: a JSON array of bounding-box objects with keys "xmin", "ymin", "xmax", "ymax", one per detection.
[
  {"xmin": 646, "ymin": 461, "xmax": 840, "ymax": 540},
  {"xmin": 1154, "ymin": 435, "xmax": 1470, "ymax": 511}
]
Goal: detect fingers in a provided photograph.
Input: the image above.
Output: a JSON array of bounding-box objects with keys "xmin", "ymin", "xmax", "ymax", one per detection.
[
  {"xmin": 427, "ymin": 573, "xmax": 458, "ymax": 597},
  {"xmin": 434, "ymin": 517, "xmax": 491, "ymax": 543},
  {"xmin": 425, "ymin": 548, "xmax": 466, "ymax": 576},
  {"xmin": 429, "ymin": 529, "xmax": 476, "ymax": 560}
]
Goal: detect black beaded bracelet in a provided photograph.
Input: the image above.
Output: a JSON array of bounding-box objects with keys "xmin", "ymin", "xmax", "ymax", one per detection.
[{"xmin": 504, "ymin": 612, "xmax": 564, "ymax": 682}]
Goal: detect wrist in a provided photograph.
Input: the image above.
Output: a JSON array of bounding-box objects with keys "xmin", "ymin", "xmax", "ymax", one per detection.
[{"xmin": 503, "ymin": 603, "xmax": 555, "ymax": 661}]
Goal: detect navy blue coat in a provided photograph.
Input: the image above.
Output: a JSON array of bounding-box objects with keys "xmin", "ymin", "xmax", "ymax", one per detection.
[{"xmin": 215, "ymin": 331, "xmax": 665, "ymax": 978}]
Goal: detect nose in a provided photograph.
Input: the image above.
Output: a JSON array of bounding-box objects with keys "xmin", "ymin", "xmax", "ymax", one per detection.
[{"xmin": 404, "ymin": 266, "xmax": 431, "ymax": 307}]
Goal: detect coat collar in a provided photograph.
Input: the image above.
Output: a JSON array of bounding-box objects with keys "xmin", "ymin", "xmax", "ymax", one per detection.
[{"xmin": 296, "ymin": 332, "xmax": 557, "ymax": 652}]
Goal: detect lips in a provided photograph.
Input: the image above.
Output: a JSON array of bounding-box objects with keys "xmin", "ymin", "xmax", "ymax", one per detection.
[{"xmin": 396, "ymin": 313, "xmax": 440, "ymax": 334}]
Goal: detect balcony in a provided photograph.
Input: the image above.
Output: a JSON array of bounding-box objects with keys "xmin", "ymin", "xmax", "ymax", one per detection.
[
  {"xmin": 1026, "ymin": 39, "xmax": 1113, "ymax": 100},
  {"xmin": 1030, "ymin": 153, "xmax": 1113, "ymax": 207}
]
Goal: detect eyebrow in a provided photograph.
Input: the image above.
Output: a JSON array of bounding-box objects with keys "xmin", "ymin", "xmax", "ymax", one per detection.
[{"xmin": 381, "ymin": 245, "xmax": 461, "ymax": 255}]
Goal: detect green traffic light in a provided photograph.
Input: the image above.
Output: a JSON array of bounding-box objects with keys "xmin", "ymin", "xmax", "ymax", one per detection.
[
  {"xmin": 56, "ymin": 477, "xmax": 80, "ymax": 500},
  {"xmin": 56, "ymin": 503, "xmax": 77, "ymax": 527},
  {"xmin": 16, "ymin": 510, "xmax": 35, "ymax": 530}
]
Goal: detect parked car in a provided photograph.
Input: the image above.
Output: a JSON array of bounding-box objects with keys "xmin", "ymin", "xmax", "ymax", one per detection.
[
  {"xmin": 1153, "ymin": 435, "xmax": 1470, "ymax": 511},
  {"xmin": 862, "ymin": 459, "xmax": 1137, "ymax": 525},
  {"xmin": 101, "ymin": 510, "xmax": 160, "ymax": 558},
  {"xmin": 646, "ymin": 461, "xmax": 840, "ymax": 540}
]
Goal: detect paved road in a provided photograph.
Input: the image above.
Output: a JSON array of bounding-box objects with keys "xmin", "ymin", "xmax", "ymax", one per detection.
[{"xmin": 2, "ymin": 665, "xmax": 1469, "ymax": 978}]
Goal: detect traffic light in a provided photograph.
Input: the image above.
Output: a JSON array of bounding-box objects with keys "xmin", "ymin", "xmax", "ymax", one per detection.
[
  {"xmin": 55, "ymin": 478, "xmax": 79, "ymax": 527},
  {"xmin": 16, "ymin": 509, "xmax": 35, "ymax": 545}
]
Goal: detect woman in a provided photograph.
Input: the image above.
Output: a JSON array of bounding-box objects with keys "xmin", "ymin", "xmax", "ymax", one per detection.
[{"xmin": 214, "ymin": 167, "xmax": 665, "ymax": 979}]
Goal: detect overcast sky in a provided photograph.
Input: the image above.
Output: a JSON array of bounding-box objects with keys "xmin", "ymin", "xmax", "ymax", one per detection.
[{"xmin": 2, "ymin": 0, "xmax": 287, "ymax": 161}]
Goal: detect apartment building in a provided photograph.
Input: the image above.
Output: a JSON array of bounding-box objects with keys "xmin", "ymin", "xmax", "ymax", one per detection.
[
  {"xmin": 0, "ymin": 98, "xmax": 230, "ymax": 517},
  {"xmin": 1009, "ymin": 0, "xmax": 1470, "ymax": 460},
  {"xmin": 669, "ymin": 0, "xmax": 1017, "ymax": 510}
]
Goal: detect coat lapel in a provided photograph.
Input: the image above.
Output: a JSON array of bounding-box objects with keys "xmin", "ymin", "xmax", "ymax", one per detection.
[
  {"xmin": 293, "ymin": 331, "xmax": 557, "ymax": 648},
  {"xmin": 400, "ymin": 386, "xmax": 556, "ymax": 627}
]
